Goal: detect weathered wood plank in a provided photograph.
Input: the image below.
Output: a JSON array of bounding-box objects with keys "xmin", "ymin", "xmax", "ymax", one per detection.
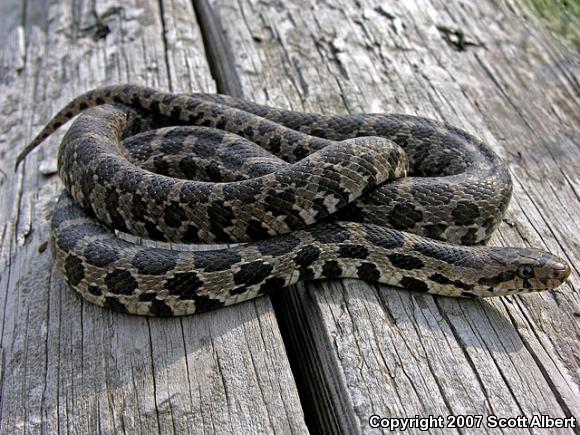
[
  {"xmin": 205, "ymin": 0, "xmax": 579, "ymax": 432},
  {"xmin": 0, "ymin": 0, "xmax": 307, "ymax": 433}
]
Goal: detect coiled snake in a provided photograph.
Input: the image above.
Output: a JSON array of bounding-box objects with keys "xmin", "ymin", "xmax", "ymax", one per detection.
[{"xmin": 16, "ymin": 85, "xmax": 570, "ymax": 316}]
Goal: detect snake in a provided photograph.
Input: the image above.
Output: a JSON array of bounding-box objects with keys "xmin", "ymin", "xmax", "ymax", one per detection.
[{"xmin": 16, "ymin": 85, "xmax": 570, "ymax": 316}]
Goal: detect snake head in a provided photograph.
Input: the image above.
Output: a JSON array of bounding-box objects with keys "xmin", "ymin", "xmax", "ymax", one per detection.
[{"xmin": 478, "ymin": 248, "xmax": 571, "ymax": 293}]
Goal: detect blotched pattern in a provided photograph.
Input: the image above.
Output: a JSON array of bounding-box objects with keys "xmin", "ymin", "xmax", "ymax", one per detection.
[{"xmin": 17, "ymin": 85, "xmax": 571, "ymax": 316}]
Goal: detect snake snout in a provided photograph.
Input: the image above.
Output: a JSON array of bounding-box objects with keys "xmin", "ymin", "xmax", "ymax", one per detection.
[
  {"xmin": 515, "ymin": 252, "xmax": 571, "ymax": 290},
  {"xmin": 481, "ymin": 248, "xmax": 571, "ymax": 293},
  {"xmin": 546, "ymin": 259, "xmax": 571, "ymax": 282}
]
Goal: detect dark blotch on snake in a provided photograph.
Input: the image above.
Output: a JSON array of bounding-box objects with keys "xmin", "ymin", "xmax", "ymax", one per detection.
[
  {"xmin": 124, "ymin": 84, "xmax": 137, "ymax": 94},
  {"xmin": 293, "ymin": 145, "xmax": 309, "ymax": 161},
  {"xmin": 357, "ymin": 262, "xmax": 381, "ymax": 281},
  {"xmin": 322, "ymin": 261, "xmax": 342, "ymax": 279},
  {"xmin": 105, "ymin": 190, "xmax": 129, "ymax": 232},
  {"xmin": 84, "ymin": 240, "xmax": 120, "ymax": 267},
  {"xmin": 207, "ymin": 202, "xmax": 235, "ymax": 241},
  {"xmin": 193, "ymin": 251, "xmax": 242, "ymax": 272},
  {"xmin": 166, "ymin": 272, "xmax": 203, "ymax": 298},
  {"xmin": 246, "ymin": 219, "xmax": 272, "ymax": 240},
  {"xmin": 200, "ymin": 117, "xmax": 214, "ymax": 127},
  {"xmin": 262, "ymin": 204, "xmax": 302, "ymax": 231},
  {"xmin": 233, "ymin": 261, "xmax": 274, "ymax": 286},
  {"xmin": 429, "ymin": 273, "xmax": 453, "ymax": 285},
  {"xmin": 423, "ymin": 224, "xmax": 448, "ymax": 241},
  {"xmin": 131, "ymin": 195, "xmax": 149, "ymax": 219},
  {"xmin": 478, "ymin": 271, "xmax": 516, "ymax": 287},
  {"xmin": 144, "ymin": 221, "xmax": 166, "ymax": 241},
  {"xmin": 387, "ymin": 253, "xmax": 425, "ymax": 270},
  {"xmin": 452, "ymin": 201, "xmax": 481, "ymax": 226},
  {"xmin": 209, "ymin": 105, "xmax": 223, "ymax": 119},
  {"xmin": 193, "ymin": 295, "xmax": 225, "ymax": 314},
  {"xmin": 170, "ymin": 105, "xmax": 182, "ymax": 119},
  {"xmin": 149, "ymin": 298, "xmax": 174, "ymax": 316},
  {"xmin": 242, "ymin": 125, "xmax": 255, "ymax": 138},
  {"xmin": 454, "ymin": 281, "xmax": 474, "ymax": 290},
  {"xmin": 187, "ymin": 112, "xmax": 203, "ymax": 124},
  {"xmin": 310, "ymin": 128, "xmax": 329, "ymax": 138},
  {"xmin": 88, "ymin": 285, "xmax": 102, "ymax": 296},
  {"xmin": 132, "ymin": 249, "xmax": 178, "ymax": 275},
  {"xmin": 183, "ymin": 225, "xmax": 202, "ymax": 243},
  {"xmin": 400, "ymin": 276, "xmax": 429, "ymax": 293},
  {"xmin": 215, "ymin": 117, "xmax": 228, "ymax": 130},
  {"xmin": 104, "ymin": 269, "xmax": 138, "ymax": 294},
  {"xmin": 429, "ymin": 273, "xmax": 473, "ymax": 290},
  {"xmin": 337, "ymin": 244, "xmax": 369, "ymax": 259},
  {"xmin": 268, "ymin": 136, "xmax": 281, "ymax": 154},
  {"xmin": 387, "ymin": 203, "xmax": 424, "ymax": 231},
  {"xmin": 179, "ymin": 158, "xmax": 199, "ymax": 179},
  {"xmin": 139, "ymin": 292, "xmax": 157, "ymax": 301},
  {"xmin": 461, "ymin": 228, "xmax": 479, "ymax": 245},
  {"xmin": 64, "ymin": 254, "xmax": 85, "ymax": 286},
  {"xmin": 163, "ymin": 201, "xmax": 188, "ymax": 228},
  {"xmin": 149, "ymin": 99, "xmax": 160, "ymax": 113},
  {"xmin": 206, "ymin": 161, "xmax": 227, "ymax": 182},
  {"xmin": 294, "ymin": 245, "xmax": 321, "ymax": 268}
]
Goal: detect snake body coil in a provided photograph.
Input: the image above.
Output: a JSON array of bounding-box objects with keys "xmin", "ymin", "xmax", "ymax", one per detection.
[{"xmin": 17, "ymin": 85, "xmax": 570, "ymax": 316}]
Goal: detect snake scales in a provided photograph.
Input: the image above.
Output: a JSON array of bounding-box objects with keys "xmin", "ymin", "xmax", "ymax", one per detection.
[{"xmin": 16, "ymin": 85, "xmax": 570, "ymax": 316}]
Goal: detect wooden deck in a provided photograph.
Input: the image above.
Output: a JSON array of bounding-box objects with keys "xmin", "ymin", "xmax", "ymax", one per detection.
[{"xmin": 0, "ymin": 0, "xmax": 578, "ymax": 433}]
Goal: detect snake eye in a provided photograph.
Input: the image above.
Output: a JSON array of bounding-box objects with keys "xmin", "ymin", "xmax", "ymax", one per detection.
[{"xmin": 517, "ymin": 265, "xmax": 534, "ymax": 279}]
